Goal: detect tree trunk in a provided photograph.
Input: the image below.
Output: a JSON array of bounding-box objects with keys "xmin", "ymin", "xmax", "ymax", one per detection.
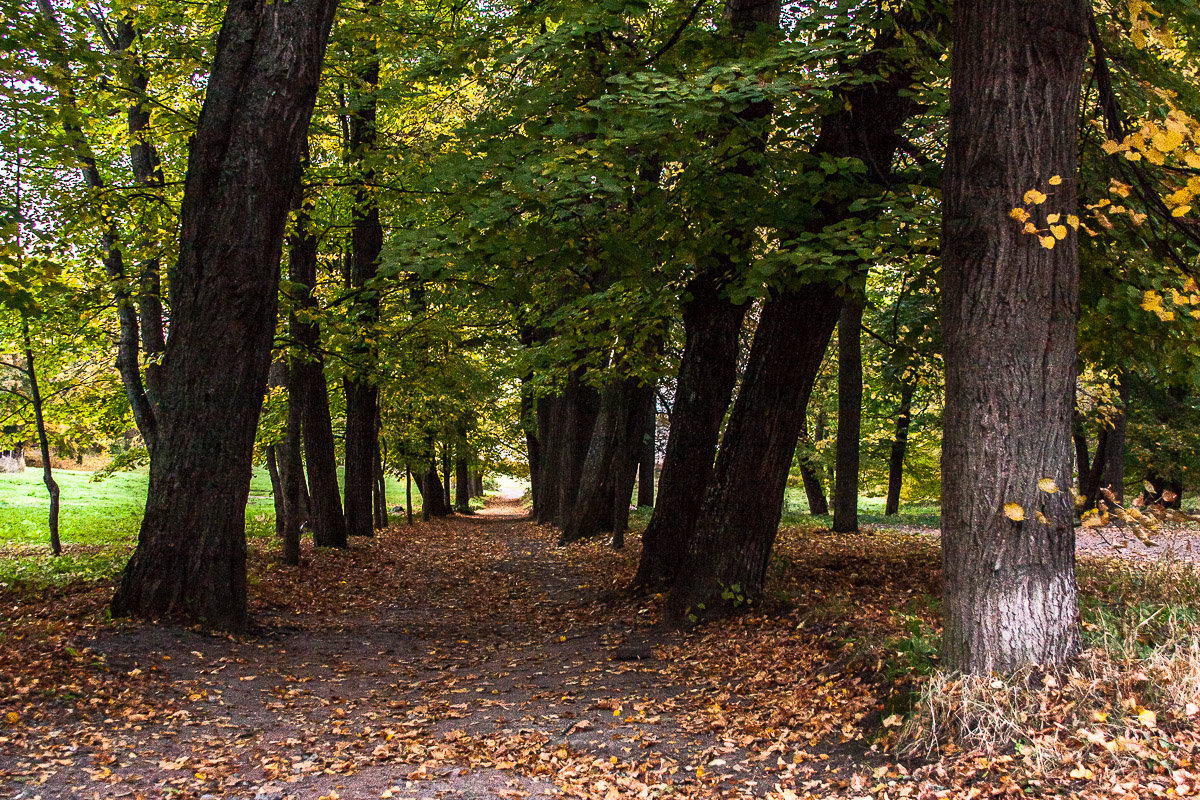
[
  {"xmin": 665, "ymin": 8, "xmax": 935, "ymax": 616},
  {"xmin": 535, "ymin": 395, "xmax": 561, "ymax": 523},
  {"xmin": 670, "ymin": 286, "xmax": 842, "ymax": 616},
  {"xmin": 939, "ymin": 0, "xmax": 1086, "ymax": 672},
  {"xmin": 832, "ymin": 295, "xmax": 863, "ymax": 532},
  {"xmin": 110, "ymin": 0, "xmax": 340, "ymax": 630},
  {"xmin": 289, "ymin": 198, "xmax": 347, "ymax": 549},
  {"xmin": 798, "ymin": 411, "xmax": 829, "ymax": 516},
  {"xmin": 426, "ymin": 457, "xmax": 449, "ymax": 517},
  {"xmin": 884, "ymin": 382, "xmax": 914, "ymax": 516},
  {"xmin": 611, "ymin": 382, "xmax": 650, "ymax": 548},
  {"xmin": 24, "ymin": 321, "xmax": 61, "ymax": 557},
  {"xmin": 1102, "ymin": 376, "xmax": 1129, "ymax": 505},
  {"xmin": 373, "ymin": 436, "xmax": 388, "ymax": 529},
  {"xmin": 637, "ymin": 384, "xmax": 656, "ymax": 507},
  {"xmin": 266, "ymin": 445, "xmax": 284, "ymax": 538},
  {"xmin": 455, "ymin": 454, "xmax": 471, "ymax": 511},
  {"xmin": 405, "ymin": 466, "xmax": 414, "ymax": 524},
  {"xmin": 634, "ymin": 274, "xmax": 747, "ymax": 587},
  {"xmin": 342, "ymin": 9, "xmax": 383, "ymax": 540},
  {"xmin": 1072, "ymin": 408, "xmax": 1091, "ymax": 503},
  {"xmin": 279, "ymin": 372, "xmax": 305, "ymax": 566},
  {"xmin": 553, "ymin": 374, "xmax": 600, "ymax": 527}
]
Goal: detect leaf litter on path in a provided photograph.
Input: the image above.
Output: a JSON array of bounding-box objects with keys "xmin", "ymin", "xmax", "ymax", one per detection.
[{"xmin": 0, "ymin": 499, "xmax": 1197, "ymax": 799}]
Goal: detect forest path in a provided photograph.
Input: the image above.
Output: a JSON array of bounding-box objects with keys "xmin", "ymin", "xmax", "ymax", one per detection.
[{"xmin": 3, "ymin": 497, "xmax": 878, "ymax": 800}]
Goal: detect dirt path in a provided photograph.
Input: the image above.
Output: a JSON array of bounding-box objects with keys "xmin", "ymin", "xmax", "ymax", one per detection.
[{"xmin": 4, "ymin": 500, "xmax": 871, "ymax": 800}]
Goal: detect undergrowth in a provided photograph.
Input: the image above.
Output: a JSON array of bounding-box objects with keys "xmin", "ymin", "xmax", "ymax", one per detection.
[{"xmin": 895, "ymin": 552, "xmax": 1200, "ymax": 773}]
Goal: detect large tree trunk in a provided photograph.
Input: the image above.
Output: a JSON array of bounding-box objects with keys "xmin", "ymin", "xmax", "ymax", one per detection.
[
  {"xmin": 289, "ymin": 198, "xmax": 347, "ymax": 549},
  {"xmin": 669, "ymin": 286, "xmax": 842, "ymax": 616},
  {"xmin": 939, "ymin": 0, "xmax": 1086, "ymax": 673},
  {"xmin": 110, "ymin": 0, "xmax": 340, "ymax": 630},
  {"xmin": 634, "ymin": 274, "xmax": 748, "ymax": 587},
  {"xmin": 666, "ymin": 10, "xmax": 934, "ymax": 617},
  {"xmin": 884, "ymin": 382, "xmax": 914, "ymax": 516},
  {"xmin": 832, "ymin": 295, "xmax": 863, "ymax": 532}
]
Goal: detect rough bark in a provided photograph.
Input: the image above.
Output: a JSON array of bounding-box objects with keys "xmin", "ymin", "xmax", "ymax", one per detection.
[
  {"xmin": 666, "ymin": 9, "xmax": 934, "ymax": 616},
  {"xmin": 669, "ymin": 286, "xmax": 842, "ymax": 616},
  {"xmin": 832, "ymin": 296, "xmax": 863, "ymax": 532},
  {"xmin": 884, "ymin": 382, "xmax": 914, "ymax": 516},
  {"xmin": 289, "ymin": 200, "xmax": 347, "ymax": 549},
  {"xmin": 939, "ymin": 0, "xmax": 1087, "ymax": 672},
  {"xmin": 110, "ymin": 0, "xmax": 340, "ymax": 630},
  {"xmin": 634, "ymin": 274, "xmax": 748, "ymax": 587}
]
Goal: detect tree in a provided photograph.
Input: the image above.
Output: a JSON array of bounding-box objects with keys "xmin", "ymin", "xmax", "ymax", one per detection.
[
  {"xmin": 832, "ymin": 293, "xmax": 863, "ymax": 532},
  {"xmin": 939, "ymin": 0, "xmax": 1088, "ymax": 672},
  {"xmin": 111, "ymin": 0, "xmax": 341, "ymax": 630}
]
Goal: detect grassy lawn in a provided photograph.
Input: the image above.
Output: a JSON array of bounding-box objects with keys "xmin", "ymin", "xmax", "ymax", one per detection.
[
  {"xmin": 0, "ymin": 466, "xmax": 423, "ymax": 589},
  {"xmin": 781, "ymin": 486, "xmax": 941, "ymax": 527}
]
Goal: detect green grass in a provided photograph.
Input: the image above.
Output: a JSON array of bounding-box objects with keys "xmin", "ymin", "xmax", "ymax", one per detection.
[
  {"xmin": 0, "ymin": 466, "xmax": 423, "ymax": 590},
  {"xmin": 780, "ymin": 486, "xmax": 942, "ymax": 527}
]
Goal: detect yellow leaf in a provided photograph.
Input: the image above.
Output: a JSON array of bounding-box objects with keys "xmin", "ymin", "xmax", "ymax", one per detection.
[
  {"xmin": 1036, "ymin": 511, "xmax": 1050, "ymax": 524},
  {"xmin": 1039, "ymin": 478, "xmax": 1060, "ymax": 493},
  {"xmin": 1138, "ymin": 708, "xmax": 1157, "ymax": 727},
  {"xmin": 1049, "ymin": 174, "xmax": 1063, "ymax": 185},
  {"xmin": 1146, "ymin": 148, "xmax": 1166, "ymax": 165},
  {"xmin": 1004, "ymin": 503, "xmax": 1025, "ymax": 522},
  {"xmin": 1152, "ymin": 129, "xmax": 1184, "ymax": 152},
  {"xmin": 697, "ymin": 766, "xmax": 705, "ymax": 778},
  {"xmin": 1142, "ymin": 290, "xmax": 1163, "ymax": 312},
  {"xmin": 1023, "ymin": 222, "xmax": 1039, "ymax": 234},
  {"xmin": 1069, "ymin": 766, "xmax": 1095, "ymax": 780},
  {"xmin": 1024, "ymin": 189, "xmax": 1047, "ymax": 205},
  {"xmin": 1039, "ymin": 235, "xmax": 1056, "ymax": 249},
  {"xmin": 1186, "ymin": 152, "xmax": 1200, "ymax": 169},
  {"xmin": 1051, "ymin": 225, "xmax": 1068, "ymax": 240},
  {"xmin": 1009, "ymin": 207, "xmax": 1030, "ymax": 222},
  {"xmin": 1046, "ymin": 213, "xmax": 1061, "ymax": 223},
  {"xmin": 1101, "ymin": 140, "xmax": 1123, "ymax": 155},
  {"xmin": 5, "ymin": 712, "xmax": 17, "ymax": 724},
  {"xmin": 1173, "ymin": 205, "xmax": 1192, "ymax": 217},
  {"xmin": 1067, "ymin": 214, "xmax": 1080, "ymax": 229}
]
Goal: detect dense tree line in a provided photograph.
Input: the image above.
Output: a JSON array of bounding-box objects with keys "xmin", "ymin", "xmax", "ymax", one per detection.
[{"xmin": 1, "ymin": 0, "xmax": 1199, "ymax": 673}]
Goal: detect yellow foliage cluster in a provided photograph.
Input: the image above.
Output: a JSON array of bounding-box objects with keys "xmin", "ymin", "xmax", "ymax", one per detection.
[
  {"xmin": 1008, "ymin": 177, "xmax": 1081, "ymax": 250},
  {"xmin": 1128, "ymin": 0, "xmax": 1176, "ymax": 52},
  {"xmin": 1140, "ymin": 278, "xmax": 1200, "ymax": 322}
]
